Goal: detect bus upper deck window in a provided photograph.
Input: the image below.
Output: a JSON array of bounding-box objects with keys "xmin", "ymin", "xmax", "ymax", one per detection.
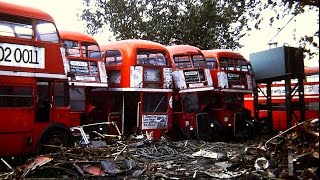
[
  {"xmin": 81, "ymin": 42, "xmax": 101, "ymax": 58},
  {"xmin": 106, "ymin": 50, "xmax": 122, "ymax": 65},
  {"xmin": 14, "ymin": 25, "xmax": 33, "ymax": 39},
  {"xmin": 0, "ymin": 23, "xmax": 14, "ymax": 37},
  {"xmin": 174, "ymin": 56, "xmax": 192, "ymax": 68},
  {"xmin": 36, "ymin": 20, "xmax": 59, "ymax": 43},
  {"xmin": 236, "ymin": 59, "xmax": 248, "ymax": 71},
  {"xmin": 0, "ymin": 14, "xmax": 33, "ymax": 39},
  {"xmin": 137, "ymin": 51, "xmax": 167, "ymax": 66},
  {"xmin": 192, "ymin": 55, "xmax": 207, "ymax": 68},
  {"xmin": 63, "ymin": 40, "xmax": 80, "ymax": 56},
  {"xmin": 220, "ymin": 58, "xmax": 234, "ymax": 70},
  {"xmin": 206, "ymin": 58, "xmax": 217, "ymax": 70}
]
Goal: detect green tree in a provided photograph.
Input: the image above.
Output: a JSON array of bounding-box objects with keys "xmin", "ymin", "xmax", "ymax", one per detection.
[
  {"xmin": 81, "ymin": 0, "xmax": 318, "ymax": 57},
  {"xmin": 81, "ymin": 0, "xmax": 248, "ymax": 50}
]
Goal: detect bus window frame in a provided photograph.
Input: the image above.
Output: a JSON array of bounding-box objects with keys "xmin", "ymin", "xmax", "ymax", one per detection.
[
  {"xmin": 0, "ymin": 85, "xmax": 34, "ymax": 107},
  {"xmin": 173, "ymin": 55, "xmax": 192, "ymax": 69},
  {"xmin": 105, "ymin": 50, "xmax": 122, "ymax": 65},
  {"xmin": 0, "ymin": 13, "xmax": 33, "ymax": 39},
  {"xmin": 206, "ymin": 57, "xmax": 218, "ymax": 70},
  {"xmin": 136, "ymin": 50, "xmax": 167, "ymax": 66},
  {"xmin": 35, "ymin": 20, "xmax": 59, "ymax": 43}
]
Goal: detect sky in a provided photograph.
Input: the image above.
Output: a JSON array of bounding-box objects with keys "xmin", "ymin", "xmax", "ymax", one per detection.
[{"xmin": 2, "ymin": 0, "xmax": 319, "ymax": 67}]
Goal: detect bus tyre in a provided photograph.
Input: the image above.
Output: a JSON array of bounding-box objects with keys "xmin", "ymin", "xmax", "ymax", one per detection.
[
  {"xmin": 210, "ymin": 121, "xmax": 223, "ymax": 142},
  {"xmin": 37, "ymin": 126, "xmax": 73, "ymax": 154},
  {"xmin": 245, "ymin": 120, "xmax": 256, "ymax": 139}
]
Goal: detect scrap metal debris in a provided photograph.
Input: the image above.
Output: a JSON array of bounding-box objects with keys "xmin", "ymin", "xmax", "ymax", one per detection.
[{"xmin": 0, "ymin": 118, "xmax": 318, "ymax": 179}]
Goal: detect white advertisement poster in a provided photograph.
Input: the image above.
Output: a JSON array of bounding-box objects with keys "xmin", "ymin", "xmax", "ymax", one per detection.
[
  {"xmin": 172, "ymin": 70, "xmax": 187, "ymax": 89},
  {"xmin": 142, "ymin": 115, "xmax": 168, "ymax": 130},
  {"xmin": 163, "ymin": 68, "xmax": 173, "ymax": 89},
  {"xmin": 130, "ymin": 66, "xmax": 143, "ymax": 88}
]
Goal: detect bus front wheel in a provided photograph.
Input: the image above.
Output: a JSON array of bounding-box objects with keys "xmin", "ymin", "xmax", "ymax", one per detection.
[{"xmin": 36, "ymin": 126, "xmax": 73, "ymax": 154}]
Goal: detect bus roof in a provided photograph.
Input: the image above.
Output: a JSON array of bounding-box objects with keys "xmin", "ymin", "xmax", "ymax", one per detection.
[
  {"xmin": 202, "ymin": 49, "xmax": 245, "ymax": 59},
  {"xmin": 100, "ymin": 39, "xmax": 167, "ymax": 51},
  {"xmin": 59, "ymin": 30, "xmax": 98, "ymax": 43},
  {"xmin": 0, "ymin": 1, "xmax": 54, "ymax": 22},
  {"xmin": 305, "ymin": 66, "xmax": 319, "ymax": 75},
  {"xmin": 166, "ymin": 45, "xmax": 202, "ymax": 55}
]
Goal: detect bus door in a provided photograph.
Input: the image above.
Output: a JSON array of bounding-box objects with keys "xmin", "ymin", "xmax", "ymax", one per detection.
[
  {"xmin": 36, "ymin": 80, "xmax": 51, "ymax": 123},
  {"xmin": 36, "ymin": 80, "xmax": 70, "ymax": 125},
  {"xmin": 108, "ymin": 93, "xmax": 123, "ymax": 134},
  {"xmin": 141, "ymin": 92, "xmax": 169, "ymax": 138},
  {"xmin": 123, "ymin": 92, "xmax": 140, "ymax": 135},
  {"xmin": 51, "ymin": 81, "xmax": 70, "ymax": 125},
  {"xmin": 69, "ymin": 86, "xmax": 86, "ymax": 126}
]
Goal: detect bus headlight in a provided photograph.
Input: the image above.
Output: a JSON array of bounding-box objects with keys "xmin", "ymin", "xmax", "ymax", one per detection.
[
  {"xmin": 228, "ymin": 123, "xmax": 232, "ymax": 127},
  {"xmin": 190, "ymin": 126, "xmax": 193, "ymax": 131},
  {"xmin": 210, "ymin": 123, "xmax": 214, "ymax": 127},
  {"xmin": 224, "ymin": 116, "xmax": 229, "ymax": 122}
]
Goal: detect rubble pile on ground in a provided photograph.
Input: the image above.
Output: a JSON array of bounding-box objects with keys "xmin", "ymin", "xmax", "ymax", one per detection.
[
  {"xmin": 251, "ymin": 118, "xmax": 319, "ymax": 179},
  {"xmin": 0, "ymin": 119, "xmax": 318, "ymax": 179}
]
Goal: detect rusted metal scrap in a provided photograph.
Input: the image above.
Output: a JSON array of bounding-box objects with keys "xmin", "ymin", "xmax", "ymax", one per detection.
[
  {"xmin": 0, "ymin": 138, "xmax": 249, "ymax": 179},
  {"xmin": 248, "ymin": 118, "xmax": 319, "ymax": 179},
  {"xmin": 0, "ymin": 119, "xmax": 318, "ymax": 179}
]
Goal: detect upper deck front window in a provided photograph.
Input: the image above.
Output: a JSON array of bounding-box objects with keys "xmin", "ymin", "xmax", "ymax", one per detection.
[
  {"xmin": 63, "ymin": 40, "xmax": 80, "ymax": 56},
  {"xmin": 63, "ymin": 41, "xmax": 101, "ymax": 59},
  {"xmin": 206, "ymin": 57, "xmax": 218, "ymax": 70},
  {"xmin": 235, "ymin": 60, "xmax": 248, "ymax": 71},
  {"xmin": 105, "ymin": 50, "xmax": 122, "ymax": 65},
  {"xmin": 36, "ymin": 20, "xmax": 59, "ymax": 43},
  {"xmin": 0, "ymin": 13, "xmax": 33, "ymax": 39},
  {"xmin": 219, "ymin": 57, "xmax": 249, "ymax": 72},
  {"xmin": 192, "ymin": 55, "xmax": 207, "ymax": 68},
  {"xmin": 173, "ymin": 55, "xmax": 192, "ymax": 68},
  {"xmin": 82, "ymin": 42, "xmax": 101, "ymax": 59},
  {"xmin": 220, "ymin": 58, "xmax": 234, "ymax": 70},
  {"xmin": 136, "ymin": 50, "xmax": 167, "ymax": 66}
]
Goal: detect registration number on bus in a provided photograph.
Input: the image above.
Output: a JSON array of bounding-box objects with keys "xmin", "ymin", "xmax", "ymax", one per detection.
[{"xmin": 0, "ymin": 43, "xmax": 45, "ymax": 69}]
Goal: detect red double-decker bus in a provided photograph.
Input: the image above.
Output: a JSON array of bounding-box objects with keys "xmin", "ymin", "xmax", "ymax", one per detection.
[
  {"xmin": 89, "ymin": 40, "xmax": 173, "ymax": 139},
  {"xmin": 59, "ymin": 30, "xmax": 108, "ymax": 127},
  {"xmin": 0, "ymin": 1, "xmax": 73, "ymax": 156},
  {"xmin": 202, "ymin": 49, "xmax": 256, "ymax": 138},
  {"xmin": 244, "ymin": 66, "xmax": 319, "ymax": 130},
  {"xmin": 166, "ymin": 45, "xmax": 218, "ymax": 141}
]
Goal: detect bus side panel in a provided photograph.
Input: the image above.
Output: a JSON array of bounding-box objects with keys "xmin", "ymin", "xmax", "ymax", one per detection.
[
  {"xmin": 51, "ymin": 107, "xmax": 72, "ymax": 127},
  {"xmin": 70, "ymin": 112, "xmax": 84, "ymax": 127},
  {"xmin": 272, "ymin": 110, "xmax": 319, "ymax": 131},
  {"xmin": 305, "ymin": 110, "xmax": 319, "ymax": 120},
  {"xmin": 36, "ymin": 43, "xmax": 66, "ymax": 75},
  {"xmin": 0, "ymin": 108, "xmax": 34, "ymax": 132},
  {"xmin": 0, "ymin": 132, "xmax": 34, "ymax": 156}
]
